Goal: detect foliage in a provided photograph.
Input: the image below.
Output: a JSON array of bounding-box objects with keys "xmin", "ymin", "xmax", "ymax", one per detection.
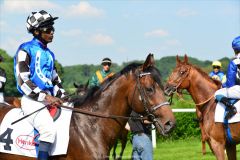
[{"xmin": 0, "ymin": 49, "xmax": 19, "ymax": 96}]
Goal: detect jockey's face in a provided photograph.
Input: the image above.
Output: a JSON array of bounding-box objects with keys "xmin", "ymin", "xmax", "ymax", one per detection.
[
  {"xmin": 40, "ymin": 26, "xmax": 55, "ymax": 43},
  {"xmin": 102, "ymin": 63, "xmax": 111, "ymax": 72},
  {"xmin": 213, "ymin": 65, "xmax": 220, "ymax": 73}
]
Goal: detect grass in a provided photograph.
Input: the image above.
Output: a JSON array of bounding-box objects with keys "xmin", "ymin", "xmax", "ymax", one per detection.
[{"xmin": 111, "ymin": 137, "xmax": 240, "ymax": 160}]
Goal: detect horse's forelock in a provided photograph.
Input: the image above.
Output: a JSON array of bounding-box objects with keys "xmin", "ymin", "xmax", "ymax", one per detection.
[{"xmin": 144, "ymin": 66, "xmax": 164, "ymax": 89}]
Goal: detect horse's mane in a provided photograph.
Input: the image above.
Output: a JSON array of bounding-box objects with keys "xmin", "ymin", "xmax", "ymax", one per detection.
[
  {"xmin": 73, "ymin": 63, "xmax": 142, "ymax": 106},
  {"xmin": 73, "ymin": 62, "xmax": 164, "ymax": 106},
  {"xmin": 189, "ymin": 63, "xmax": 222, "ymax": 89}
]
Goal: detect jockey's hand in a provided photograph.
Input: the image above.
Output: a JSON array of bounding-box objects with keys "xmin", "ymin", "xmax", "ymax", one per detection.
[{"xmin": 45, "ymin": 95, "xmax": 63, "ymax": 107}]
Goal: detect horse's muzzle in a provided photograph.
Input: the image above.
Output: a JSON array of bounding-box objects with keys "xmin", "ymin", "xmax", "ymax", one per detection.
[{"xmin": 154, "ymin": 119, "xmax": 176, "ymax": 136}]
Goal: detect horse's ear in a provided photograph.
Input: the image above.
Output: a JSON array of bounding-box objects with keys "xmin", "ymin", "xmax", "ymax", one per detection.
[
  {"xmin": 73, "ymin": 82, "xmax": 79, "ymax": 88},
  {"xmin": 143, "ymin": 53, "xmax": 155, "ymax": 70},
  {"xmin": 184, "ymin": 54, "xmax": 189, "ymax": 64},
  {"xmin": 176, "ymin": 55, "xmax": 181, "ymax": 66}
]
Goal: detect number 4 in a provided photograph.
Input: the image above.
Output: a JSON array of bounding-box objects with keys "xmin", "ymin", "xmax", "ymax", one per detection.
[{"xmin": 0, "ymin": 128, "xmax": 13, "ymax": 151}]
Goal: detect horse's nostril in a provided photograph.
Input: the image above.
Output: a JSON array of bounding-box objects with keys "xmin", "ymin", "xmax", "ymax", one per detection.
[{"xmin": 164, "ymin": 121, "xmax": 176, "ymax": 133}]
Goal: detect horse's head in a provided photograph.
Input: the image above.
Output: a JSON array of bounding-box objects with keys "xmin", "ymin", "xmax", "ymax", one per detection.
[
  {"xmin": 164, "ymin": 55, "xmax": 191, "ymax": 96},
  {"xmin": 128, "ymin": 54, "xmax": 176, "ymax": 136},
  {"xmin": 74, "ymin": 81, "xmax": 89, "ymax": 96}
]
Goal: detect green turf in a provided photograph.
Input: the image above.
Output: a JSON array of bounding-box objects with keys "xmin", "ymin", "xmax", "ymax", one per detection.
[{"xmin": 111, "ymin": 137, "xmax": 240, "ymax": 160}]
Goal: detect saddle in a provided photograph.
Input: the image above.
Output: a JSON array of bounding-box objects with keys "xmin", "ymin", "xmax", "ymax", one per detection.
[
  {"xmin": 215, "ymin": 99, "xmax": 240, "ymax": 123},
  {"xmin": 0, "ymin": 102, "xmax": 73, "ymax": 158}
]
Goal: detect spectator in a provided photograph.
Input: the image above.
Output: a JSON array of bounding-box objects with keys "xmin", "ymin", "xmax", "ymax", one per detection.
[{"xmin": 126, "ymin": 111, "xmax": 153, "ymax": 160}]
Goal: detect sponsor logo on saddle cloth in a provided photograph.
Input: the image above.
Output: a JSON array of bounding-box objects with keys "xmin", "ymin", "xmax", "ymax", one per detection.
[
  {"xmin": 215, "ymin": 100, "xmax": 240, "ymax": 123},
  {"xmin": 0, "ymin": 102, "xmax": 73, "ymax": 158}
]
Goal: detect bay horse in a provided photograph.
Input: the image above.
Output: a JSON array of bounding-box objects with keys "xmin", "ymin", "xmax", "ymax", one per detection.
[
  {"xmin": 4, "ymin": 96, "xmax": 21, "ymax": 108},
  {"xmin": 73, "ymin": 81, "xmax": 129, "ymax": 160},
  {"xmin": 164, "ymin": 55, "xmax": 240, "ymax": 160},
  {"xmin": 0, "ymin": 54, "xmax": 176, "ymax": 160}
]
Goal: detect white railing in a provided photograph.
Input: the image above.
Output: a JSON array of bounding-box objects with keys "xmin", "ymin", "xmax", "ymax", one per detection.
[{"xmin": 152, "ymin": 108, "xmax": 196, "ymax": 148}]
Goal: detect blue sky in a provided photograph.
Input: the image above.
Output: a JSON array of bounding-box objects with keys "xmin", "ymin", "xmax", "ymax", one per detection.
[{"xmin": 0, "ymin": 0, "xmax": 239, "ymax": 66}]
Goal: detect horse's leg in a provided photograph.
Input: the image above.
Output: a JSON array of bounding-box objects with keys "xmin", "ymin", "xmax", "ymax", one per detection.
[
  {"xmin": 209, "ymin": 138, "xmax": 226, "ymax": 160},
  {"xmin": 226, "ymin": 143, "xmax": 236, "ymax": 160},
  {"xmin": 118, "ymin": 130, "xmax": 128, "ymax": 160},
  {"xmin": 199, "ymin": 122, "xmax": 206, "ymax": 155},
  {"xmin": 207, "ymin": 140, "xmax": 214, "ymax": 154},
  {"xmin": 202, "ymin": 140, "xmax": 206, "ymax": 155},
  {"xmin": 112, "ymin": 139, "xmax": 118, "ymax": 160}
]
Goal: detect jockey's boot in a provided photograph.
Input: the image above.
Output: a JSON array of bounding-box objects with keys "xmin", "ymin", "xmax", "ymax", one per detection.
[
  {"xmin": 220, "ymin": 97, "xmax": 237, "ymax": 120},
  {"xmin": 38, "ymin": 141, "xmax": 52, "ymax": 160}
]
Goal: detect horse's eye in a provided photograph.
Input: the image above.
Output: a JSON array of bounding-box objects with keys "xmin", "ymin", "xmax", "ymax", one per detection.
[
  {"xmin": 146, "ymin": 86, "xmax": 154, "ymax": 94},
  {"xmin": 180, "ymin": 71, "xmax": 185, "ymax": 75}
]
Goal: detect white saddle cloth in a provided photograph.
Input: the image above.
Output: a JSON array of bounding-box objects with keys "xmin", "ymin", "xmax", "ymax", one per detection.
[
  {"xmin": 215, "ymin": 100, "xmax": 240, "ymax": 123},
  {"xmin": 0, "ymin": 103, "xmax": 73, "ymax": 158}
]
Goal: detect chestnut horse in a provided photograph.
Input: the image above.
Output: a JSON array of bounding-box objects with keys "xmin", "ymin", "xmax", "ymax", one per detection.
[
  {"xmin": 165, "ymin": 55, "xmax": 240, "ymax": 160},
  {"xmin": 73, "ymin": 81, "xmax": 128, "ymax": 160},
  {"xmin": 0, "ymin": 54, "xmax": 176, "ymax": 160}
]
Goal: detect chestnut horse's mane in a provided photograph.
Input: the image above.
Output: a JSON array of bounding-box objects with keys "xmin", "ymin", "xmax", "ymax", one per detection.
[
  {"xmin": 188, "ymin": 63, "xmax": 222, "ymax": 89},
  {"xmin": 74, "ymin": 62, "xmax": 164, "ymax": 106}
]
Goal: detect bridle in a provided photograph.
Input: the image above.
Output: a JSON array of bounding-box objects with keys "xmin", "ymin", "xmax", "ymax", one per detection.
[
  {"xmin": 133, "ymin": 69, "xmax": 170, "ymax": 135},
  {"xmin": 168, "ymin": 65, "xmax": 214, "ymax": 106},
  {"xmin": 169, "ymin": 65, "xmax": 191, "ymax": 94}
]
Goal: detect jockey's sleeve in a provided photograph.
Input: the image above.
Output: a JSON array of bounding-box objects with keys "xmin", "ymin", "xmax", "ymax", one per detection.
[
  {"xmin": 15, "ymin": 50, "xmax": 48, "ymax": 101},
  {"xmin": 89, "ymin": 74, "xmax": 99, "ymax": 87},
  {"xmin": 225, "ymin": 61, "xmax": 237, "ymax": 88},
  {"xmin": 52, "ymin": 65, "xmax": 66, "ymax": 98}
]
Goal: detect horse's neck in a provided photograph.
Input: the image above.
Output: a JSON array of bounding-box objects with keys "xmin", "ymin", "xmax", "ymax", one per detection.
[
  {"xmin": 71, "ymin": 76, "xmax": 132, "ymax": 150},
  {"xmin": 187, "ymin": 69, "xmax": 218, "ymax": 105}
]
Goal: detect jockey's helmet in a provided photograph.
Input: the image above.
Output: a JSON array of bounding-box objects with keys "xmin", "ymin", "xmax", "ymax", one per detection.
[
  {"xmin": 212, "ymin": 61, "xmax": 221, "ymax": 68},
  {"xmin": 101, "ymin": 58, "xmax": 112, "ymax": 66},
  {"xmin": 232, "ymin": 36, "xmax": 240, "ymax": 52},
  {"xmin": 26, "ymin": 10, "xmax": 58, "ymax": 33}
]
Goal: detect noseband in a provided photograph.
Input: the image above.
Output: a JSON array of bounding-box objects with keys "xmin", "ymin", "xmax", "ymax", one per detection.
[{"xmin": 133, "ymin": 69, "xmax": 170, "ymax": 132}]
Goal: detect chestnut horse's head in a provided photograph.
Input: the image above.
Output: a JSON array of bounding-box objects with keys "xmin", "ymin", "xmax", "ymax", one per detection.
[
  {"xmin": 164, "ymin": 55, "xmax": 191, "ymax": 96},
  {"xmin": 127, "ymin": 54, "xmax": 176, "ymax": 135}
]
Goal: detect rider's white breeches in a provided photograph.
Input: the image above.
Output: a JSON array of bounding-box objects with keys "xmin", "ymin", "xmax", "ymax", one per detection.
[
  {"xmin": 215, "ymin": 85, "xmax": 240, "ymax": 99},
  {"xmin": 0, "ymin": 92, "xmax": 4, "ymax": 103},
  {"xmin": 21, "ymin": 95, "xmax": 56, "ymax": 143}
]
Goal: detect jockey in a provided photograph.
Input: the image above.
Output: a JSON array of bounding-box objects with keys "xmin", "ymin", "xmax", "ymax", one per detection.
[
  {"xmin": 0, "ymin": 55, "xmax": 6, "ymax": 103},
  {"xmin": 14, "ymin": 10, "xmax": 66, "ymax": 160},
  {"xmin": 215, "ymin": 36, "xmax": 240, "ymax": 120},
  {"xmin": 209, "ymin": 61, "xmax": 226, "ymax": 84},
  {"xmin": 89, "ymin": 57, "xmax": 114, "ymax": 87}
]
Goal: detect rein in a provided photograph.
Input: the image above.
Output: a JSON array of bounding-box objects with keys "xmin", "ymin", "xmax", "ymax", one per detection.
[
  {"xmin": 59, "ymin": 104, "xmax": 147, "ymax": 120},
  {"xmin": 170, "ymin": 91, "xmax": 215, "ymax": 106}
]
